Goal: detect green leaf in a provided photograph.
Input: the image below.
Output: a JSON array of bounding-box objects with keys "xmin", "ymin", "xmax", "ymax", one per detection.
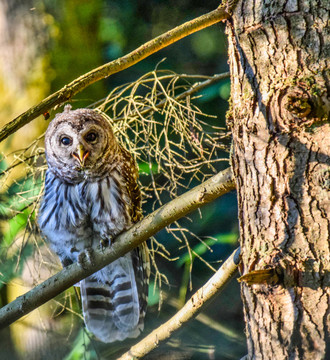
[
  {"xmin": 147, "ymin": 281, "xmax": 160, "ymax": 306},
  {"xmin": 138, "ymin": 162, "xmax": 159, "ymax": 175},
  {"xmin": 0, "ymin": 156, "xmax": 8, "ymax": 173},
  {"xmin": 177, "ymin": 233, "xmax": 238, "ymax": 267},
  {"xmin": 219, "ymin": 82, "xmax": 231, "ymax": 100},
  {"xmin": 3, "ymin": 210, "xmax": 32, "ymax": 246},
  {"xmin": 63, "ymin": 330, "xmax": 96, "ymax": 360},
  {"xmin": 213, "ymin": 232, "xmax": 238, "ymax": 244},
  {"xmin": 177, "ymin": 238, "xmax": 216, "ymax": 267},
  {"xmin": 7, "ymin": 177, "xmax": 42, "ymax": 208}
]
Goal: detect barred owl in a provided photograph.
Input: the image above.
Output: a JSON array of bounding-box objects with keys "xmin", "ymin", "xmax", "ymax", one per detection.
[{"xmin": 38, "ymin": 106, "xmax": 149, "ymax": 343}]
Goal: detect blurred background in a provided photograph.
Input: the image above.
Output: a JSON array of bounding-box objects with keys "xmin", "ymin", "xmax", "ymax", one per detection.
[{"xmin": 0, "ymin": 0, "xmax": 245, "ymax": 359}]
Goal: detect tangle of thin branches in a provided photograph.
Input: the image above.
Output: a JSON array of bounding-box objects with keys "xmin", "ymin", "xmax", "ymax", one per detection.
[{"xmin": 0, "ymin": 70, "xmax": 231, "ymax": 331}]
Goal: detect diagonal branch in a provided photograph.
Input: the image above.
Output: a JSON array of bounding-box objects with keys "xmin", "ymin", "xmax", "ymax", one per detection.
[
  {"xmin": 118, "ymin": 247, "xmax": 241, "ymax": 360},
  {"xmin": 0, "ymin": 167, "xmax": 235, "ymax": 328},
  {"xmin": 0, "ymin": 5, "xmax": 234, "ymax": 143}
]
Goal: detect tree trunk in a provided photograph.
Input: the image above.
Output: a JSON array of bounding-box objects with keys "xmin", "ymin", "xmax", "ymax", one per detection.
[{"xmin": 226, "ymin": 0, "xmax": 329, "ymax": 359}]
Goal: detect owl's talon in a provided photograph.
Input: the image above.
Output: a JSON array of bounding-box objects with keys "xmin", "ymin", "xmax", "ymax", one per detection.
[
  {"xmin": 61, "ymin": 257, "xmax": 74, "ymax": 267},
  {"xmin": 100, "ymin": 236, "xmax": 112, "ymax": 249},
  {"xmin": 78, "ymin": 247, "xmax": 95, "ymax": 269},
  {"xmin": 85, "ymin": 247, "xmax": 95, "ymax": 265},
  {"xmin": 78, "ymin": 252, "xmax": 87, "ymax": 269},
  {"xmin": 100, "ymin": 239, "xmax": 108, "ymax": 248}
]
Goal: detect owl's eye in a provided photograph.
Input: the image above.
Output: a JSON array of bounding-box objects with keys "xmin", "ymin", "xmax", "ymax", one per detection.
[
  {"xmin": 85, "ymin": 132, "xmax": 98, "ymax": 143},
  {"xmin": 60, "ymin": 136, "xmax": 72, "ymax": 146}
]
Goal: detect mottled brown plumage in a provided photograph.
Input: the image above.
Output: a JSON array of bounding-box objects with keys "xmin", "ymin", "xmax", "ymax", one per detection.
[{"xmin": 38, "ymin": 106, "xmax": 149, "ymax": 343}]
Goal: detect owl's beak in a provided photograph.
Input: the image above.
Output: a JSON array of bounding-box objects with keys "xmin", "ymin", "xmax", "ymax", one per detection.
[{"xmin": 72, "ymin": 144, "xmax": 89, "ymax": 167}]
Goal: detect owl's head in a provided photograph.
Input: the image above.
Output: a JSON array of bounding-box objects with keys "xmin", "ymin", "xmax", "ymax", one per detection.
[{"xmin": 45, "ymin": 106, "xmax": 118, "ymax": 182}]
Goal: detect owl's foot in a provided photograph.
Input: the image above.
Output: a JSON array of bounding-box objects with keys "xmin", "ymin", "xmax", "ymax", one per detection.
[
  {"xmin": 100, "ymin": 236, "xmax": 113, "ymax": 249},
  {"xmin": 78, "ymin": 247, "xmax": 95, "ymax": 269},
  {"xmin": 61, "ymin": 257, "xmax": 74, "ymax": 267}
]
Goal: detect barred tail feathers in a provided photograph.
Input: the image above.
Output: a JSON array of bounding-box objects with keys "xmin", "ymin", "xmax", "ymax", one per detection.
[
  {"xmin": 132, "ymin": 243, "xmax": 150, "ymax": 321},
  {"xmin": 81, "ymin": 252, "xmax": 144, "ymax": 343}
]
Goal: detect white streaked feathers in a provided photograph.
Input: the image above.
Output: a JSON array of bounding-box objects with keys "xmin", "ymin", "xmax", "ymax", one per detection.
[
  {"xmin": 39, "ymin": 170, "xmax": 146, "ymax": 342},
  {"xmin": 39, "ymin": 170, "xmax": 130, "ymax": 261},
  {"xmin": 38, "ymin": 107, "xmax": 149, "ymax": 343}
]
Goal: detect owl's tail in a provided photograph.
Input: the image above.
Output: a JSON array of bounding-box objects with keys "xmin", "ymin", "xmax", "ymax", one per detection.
[{"xmin": 80, "ymin": 248, "xmax": 149, "ymax": 343}]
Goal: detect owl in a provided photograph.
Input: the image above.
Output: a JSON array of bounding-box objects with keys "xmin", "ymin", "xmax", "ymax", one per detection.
[{"xmin": 38, "ymin": 105, "xmax": 149, "ymax": 343}]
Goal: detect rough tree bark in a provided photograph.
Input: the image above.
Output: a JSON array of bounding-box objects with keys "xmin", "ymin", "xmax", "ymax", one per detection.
[{"xmin": 226, "ymin": 0, "xmax": 329, "ymax": 359}]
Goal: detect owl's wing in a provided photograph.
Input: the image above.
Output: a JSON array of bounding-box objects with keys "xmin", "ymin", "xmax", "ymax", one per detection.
[
  {"xmin": 120, "ymin": 145, "xmax": 150, "ymax": 330},
  {"xmin": 119, "ymin": 145, "xmax": 150, "ymax": 277},
  {"xmin": 119, "ymin": 145, "xmax": 142, "ymax": 223},
  {"xmin": 80, "ymin": 147, "xmax": 150, "ymax": 343}
]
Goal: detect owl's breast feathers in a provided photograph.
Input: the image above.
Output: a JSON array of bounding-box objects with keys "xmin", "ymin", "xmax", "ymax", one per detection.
[{"xmin": 39, "ymin": 163, "xmax": 137, "ymax": 234}]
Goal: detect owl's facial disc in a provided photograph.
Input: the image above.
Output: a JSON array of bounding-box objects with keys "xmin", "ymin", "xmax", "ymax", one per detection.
[
  {"xmin": 49, "ymin": 123, "xmax": 107, "ymax": 171},
  {"xmin": 45, "ymin": 108, "xmax": 118, "ymax": 182}
]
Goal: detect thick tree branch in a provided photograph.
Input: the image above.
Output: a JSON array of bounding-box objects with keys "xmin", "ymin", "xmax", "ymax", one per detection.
[
  {"xmin": 118, "ymin": 247, "xmax": 241, "ymax": 360},
  {"xmin": 0, "ymin": 5, "xmax": 234, "ymax": 143},
  {"xmin": 0, "ymin": 167, "xmax": 235, "ymax": 328}
]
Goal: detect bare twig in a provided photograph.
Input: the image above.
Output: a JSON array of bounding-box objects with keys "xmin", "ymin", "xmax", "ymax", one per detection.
[
  {"xmin": 0, "ymin": 167, "xmax": 235, "ymax": 328},
  {"xmin": 99, "ymin": 69, "xmax": 230, "ymax": 210},
  {"xmin": 118, "ymin": 247, "xmax": 241, "ymax": 360},
  {"xmin": 112, "ymin": 72, "xmax": 230, "ymax": 122},
  {"xmin": 0, "ymin": 5, "xmax": 234, "ymax": 143}
]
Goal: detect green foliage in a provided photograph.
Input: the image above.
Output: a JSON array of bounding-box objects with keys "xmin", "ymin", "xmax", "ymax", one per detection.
[
  {"xmin": 138, "ymin": 161, "xmax": 159, "ymax": 175},
  {"xmin": 45, "ymin": 0, "xmax": 106, "ymax": 103},
  {"xmin": 0, "ymin": 174, "xmax": 42, "ymax": 289},
  {"xmin": 219, "ymin": 81, "xmax": 231, "ymax": 100},
  {"xmin": 176, "ymin": 232, "xmax": 238, "ymax": 305},
  {"xmin": 191, "ymin": 28, "xmax": 225, "ymax": 59},
  {"xmin": 63, "ymin": 330, "xmax": 96, "ymax": 360},
  {"xmin": 147, "ymin": 280, "xmax": 160, "ymax": 307},
  {"xmin": 0, "ymin": 242, "xmax": 33, "ymax": 291},
  {"xmin": 177, "ymin": 233, "xmax": 238, "ymax": 268},
  {"xmin": 3, "ymin": 210, "xmax": 30, "ymax": 247}
]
